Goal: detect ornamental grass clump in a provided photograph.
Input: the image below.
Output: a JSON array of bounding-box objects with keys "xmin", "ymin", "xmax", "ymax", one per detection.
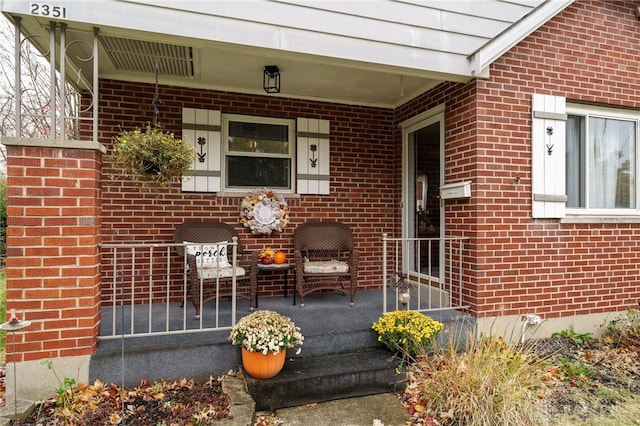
[
  {"xmin": 111, "ymin": 124, "xmax": 195, "ymax": 187},
  {"xmin": 372, "ymin": 310, "xmax": 444, "ymax": 356},
  {"xmin": 229, "ymin": 310, "xmax": 304, "ymax": 355},
  {"xmin": 405, "ymin": 334, "xmax": 547, "ymax": 426}
]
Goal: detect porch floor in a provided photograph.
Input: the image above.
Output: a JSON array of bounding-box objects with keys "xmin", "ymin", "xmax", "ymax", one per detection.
[{"xmin": 99, "ymin": 288, "xmax": 466, "ymax": 339}]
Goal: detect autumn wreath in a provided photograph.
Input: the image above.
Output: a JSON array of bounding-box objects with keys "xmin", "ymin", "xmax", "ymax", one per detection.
[{"xmin": 239, "ymin": 188, "xmax": 289, "ymax": 235}]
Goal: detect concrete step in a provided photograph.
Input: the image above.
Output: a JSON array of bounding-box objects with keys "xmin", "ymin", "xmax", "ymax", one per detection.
[
  {"xmin": 291, "ymin": 325, "xmax": 379, "ymax": 358},
  {"xmin": 244, "ymin": 345, "xmax": 404, "ymax": 411},
  {"xmin": 90, "ymin": 311, "xmax": 382, "ymax": 388}
]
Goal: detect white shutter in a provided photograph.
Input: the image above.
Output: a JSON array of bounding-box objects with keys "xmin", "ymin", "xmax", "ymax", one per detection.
[
  {"xmin": 531, "ymin": 94, "xmax": 567, "ymax": 218},
  {"xmin": 297, "ymin": 118, "xmax": 330, "ymax": 195},
  {"xmin": 181, "ymin": 108, "xmax": 221, "ymax": 192}
]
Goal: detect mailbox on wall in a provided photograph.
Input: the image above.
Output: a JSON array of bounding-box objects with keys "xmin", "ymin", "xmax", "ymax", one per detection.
[{"xmin": 439, "ymin": 180, "xmax": 472, "ymax": 200}]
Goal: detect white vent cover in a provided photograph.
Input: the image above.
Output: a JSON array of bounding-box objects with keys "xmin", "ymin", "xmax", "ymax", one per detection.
[{"xmin": 100, "ymin": 36, "xmax": 194, "ymax": 78}]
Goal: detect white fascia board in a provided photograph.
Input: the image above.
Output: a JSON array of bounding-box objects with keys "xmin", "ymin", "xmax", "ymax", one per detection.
[{"xmin": 468, "ymin": 0, "xmax": 574, "ymax": 77}]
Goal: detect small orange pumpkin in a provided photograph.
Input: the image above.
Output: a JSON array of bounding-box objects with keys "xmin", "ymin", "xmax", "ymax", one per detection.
[{"xmin": 274, "ymin": 251, "xmax": 286, "ymax": 264}]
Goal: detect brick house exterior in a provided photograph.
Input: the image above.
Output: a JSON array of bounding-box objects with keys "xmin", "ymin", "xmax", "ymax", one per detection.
[{"xmin": 4, "ymin": 0, "xmax": 640, "ymax": 399}]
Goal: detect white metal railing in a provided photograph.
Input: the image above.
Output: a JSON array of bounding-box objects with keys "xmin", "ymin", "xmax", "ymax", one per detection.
[
  {"xmin": 381, "ymin": 234, "xmax": 471, "ymax": 313},
  {"xmin": 99, "ymin": 239, "xmax": 241, "ymax": 340}
]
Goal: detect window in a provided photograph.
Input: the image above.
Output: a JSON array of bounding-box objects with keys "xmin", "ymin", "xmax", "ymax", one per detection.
[
  {"xmin": 182, "ymin": 108, "xmax": 329, "ymax": 195},
  {"xmin": 566, "ymin": 105, "xmax": 637, "ymax": 212},
  {"xmin": 222, "ymin": 114, "xmax": 295, "ymax": 191}
]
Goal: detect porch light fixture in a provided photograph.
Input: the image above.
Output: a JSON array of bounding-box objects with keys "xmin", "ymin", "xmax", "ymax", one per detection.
[{"xmin": 263, "ymin": 65, "xmax": 281, "ymax": 93}]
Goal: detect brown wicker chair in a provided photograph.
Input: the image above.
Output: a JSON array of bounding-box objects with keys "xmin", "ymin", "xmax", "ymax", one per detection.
[
  {"xmin": 174, "ymin": 222, "xmax": 257, "ymax": 318},
  {"xmin": 293, "ymin": 221, "xmax": 359, "ymax": 307}
]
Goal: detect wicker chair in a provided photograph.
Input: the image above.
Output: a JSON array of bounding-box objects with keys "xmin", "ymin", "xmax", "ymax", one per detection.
[
  {"xmin": 174, "ymin": 222, "xmax": 257, "ymax": 318},
  {"xmin": 293, "ymin": 221, "xmax": 359, "ymax": 307}
]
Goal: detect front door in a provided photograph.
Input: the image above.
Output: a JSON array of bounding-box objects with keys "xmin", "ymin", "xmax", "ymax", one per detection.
[{"xmin": 403, "ymin": 109, "xmax": 444, "ymax": 283}]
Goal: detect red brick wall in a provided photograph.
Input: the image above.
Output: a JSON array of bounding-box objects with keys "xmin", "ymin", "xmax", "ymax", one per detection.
[
  {"xmin": 5, "ymin": 144, "xmax": 101, "ymax": 362},
  {"xmin": 98, "ymin": 81, "xmax": 397, "ymax": 301},
  {"xmin": 397, "ymin": 0, "xmax": 640, "ymax": 319},
  {"xmin": 13, "ymin": 0, "xmax": 640, "ymax": 362}
]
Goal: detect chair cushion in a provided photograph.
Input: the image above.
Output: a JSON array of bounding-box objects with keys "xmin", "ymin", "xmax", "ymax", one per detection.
[
  {"xmin": 184, "ymin": 241, "xmax": 230, "ymax": 268},
  {"xmin": 197, "ymin": 266, "xmax": 246, "ymax": 280},
  {"xmin": 304, "ymin": 260, "xmax": 349, "ymax": 274}
]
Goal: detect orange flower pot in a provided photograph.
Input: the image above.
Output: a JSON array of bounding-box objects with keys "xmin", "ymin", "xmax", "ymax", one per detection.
[{"xmin": 241, "ymin": 347, "xmax": 286, "ymax": 379}]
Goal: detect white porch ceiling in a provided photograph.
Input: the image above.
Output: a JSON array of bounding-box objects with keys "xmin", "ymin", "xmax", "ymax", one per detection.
[{"xmin": 1, "ymin": 0, "xmax": 573, "ymax": 108}]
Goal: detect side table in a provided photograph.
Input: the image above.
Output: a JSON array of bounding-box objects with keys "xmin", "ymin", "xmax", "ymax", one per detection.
[{"xmin": 255, "ymin": 263, "xmax": 296, "ymax": 308}]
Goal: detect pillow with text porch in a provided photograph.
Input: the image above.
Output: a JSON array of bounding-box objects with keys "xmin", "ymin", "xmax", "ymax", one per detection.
[{"xmin": 184, "ymin": 241, "xmax": 230, "ymax": 268}]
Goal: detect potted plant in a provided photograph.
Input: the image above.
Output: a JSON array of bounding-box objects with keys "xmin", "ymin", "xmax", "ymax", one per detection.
[
  {"xmin": 372, "ymin": 310, "xmax": 444, "ymax": 358},
  {"xmin": 229, "ymin": 310, "xmax": 304, "ymax": 378},
  {"xmin": 111, "ymin": 124, "xmax": 195, "ymax": 187}
]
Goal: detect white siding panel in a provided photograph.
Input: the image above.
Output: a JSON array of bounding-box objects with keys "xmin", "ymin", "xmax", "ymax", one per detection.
[
  {"xmin": 398, "ymin": 0, "xmax": 538, "ymax": 21},
  {"xmin": 119, "ymin": 0, "xmax": 547, "ymax": 76},
  {"xmin": 150, "ymin": 0, "xmax": 532, "ymax": 42},
  {"xmin": 275, "ymin": 0, "xmax": 513, "ymax": 39}
]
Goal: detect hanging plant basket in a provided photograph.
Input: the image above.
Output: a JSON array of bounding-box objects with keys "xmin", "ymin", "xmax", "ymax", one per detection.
[{"xmin": 110, "ymin": 124, "xmax": 195, "ymax": 187}]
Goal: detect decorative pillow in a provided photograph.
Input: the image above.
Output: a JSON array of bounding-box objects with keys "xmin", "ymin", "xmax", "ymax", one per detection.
[
  {"xmin": 303, "ymin": 259, "xmax": 349, "ymax": 274},
  {"xmin": 197, "ymin": 266, "xmax": 246, "ymax": 279},
  {"xmin": 184, "ymin": 241, "xmax": 230, "ymax": 268}
]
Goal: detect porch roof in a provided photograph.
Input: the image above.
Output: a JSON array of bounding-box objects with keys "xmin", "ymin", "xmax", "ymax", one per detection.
[{"xmin": 2, "ymin": 0, "xmax": 573, "ymax": 108}]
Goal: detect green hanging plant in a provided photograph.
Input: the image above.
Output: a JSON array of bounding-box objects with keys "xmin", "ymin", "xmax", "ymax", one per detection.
[{"xmin": 110, "ymin": 124, "xmax": 195, "ymax": 187}]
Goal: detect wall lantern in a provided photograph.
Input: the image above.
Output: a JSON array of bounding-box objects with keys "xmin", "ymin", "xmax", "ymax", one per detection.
[{"xmin": 263, "ymin": 65, "xmax": 281, "ymax": 93}]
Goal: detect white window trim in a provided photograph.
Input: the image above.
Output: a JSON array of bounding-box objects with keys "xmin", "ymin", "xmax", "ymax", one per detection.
[
  {"xmin": 221, "ymin": 114, "xmax": 296, "ymax": 193},
  {"xmin": 565, "ymin": 103, "xmax": 640, "ymax": 218}
]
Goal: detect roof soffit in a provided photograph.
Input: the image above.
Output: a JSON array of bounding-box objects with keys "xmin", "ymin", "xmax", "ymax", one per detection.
[{"xmin": 1, "ymin": 0, "xmax": 574, "ymax": 108}]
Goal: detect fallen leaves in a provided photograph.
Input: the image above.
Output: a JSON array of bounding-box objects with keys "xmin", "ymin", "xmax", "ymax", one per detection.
[{"xmin": 20, "ymin": 376, "xmax": 231, "ymax": 425}]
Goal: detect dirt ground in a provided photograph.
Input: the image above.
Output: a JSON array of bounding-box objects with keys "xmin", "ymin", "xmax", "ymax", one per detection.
[
  {"xmin": 16, "ymin": 375, "xmax": 231, "ymax": 426},
  {"xmin": 531, "ymin": 336, "xmax": 640, "ymax": 425}
]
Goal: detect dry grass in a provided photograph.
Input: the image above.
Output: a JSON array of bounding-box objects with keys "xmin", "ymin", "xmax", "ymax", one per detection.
[{"xmin": 404, "ymin": 334, "xmax": 547, "ymax": 425}]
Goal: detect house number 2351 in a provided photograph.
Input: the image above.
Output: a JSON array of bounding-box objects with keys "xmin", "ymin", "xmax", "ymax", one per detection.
[{"xmin": 30, "ymin": 3, "xmax": 67, "ymax": 18}]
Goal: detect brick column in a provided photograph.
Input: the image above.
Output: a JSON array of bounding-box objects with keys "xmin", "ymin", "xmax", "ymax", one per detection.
[{"xmin": 3, "ymin": 138, "xmax": 104, "ymax": 396}]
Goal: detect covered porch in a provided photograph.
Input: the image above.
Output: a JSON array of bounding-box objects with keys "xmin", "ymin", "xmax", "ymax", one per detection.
[{"xmin": 93, "ymin": 234, "xmax": 473, "ymax": 394}]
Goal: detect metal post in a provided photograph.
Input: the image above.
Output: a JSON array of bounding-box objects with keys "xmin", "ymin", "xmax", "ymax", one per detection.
[
  {"xmin": 93, "ymin": 27, "xmax": 99, "ymax": 142},
  {"xmin": 382, "ymin": 233, "xmax": 387, "ymax": 313},
  {"xmin": 231, "ymin": 237, "xmax": 238, "ymax": 324},
  {"xmin": 14, "ymin": 17, "xmax": 21, "ymax": 138},
  {"xmin": 49, "ymin": 22, "xmax": 56, "ymax": 139},
  {"xmin": 59, "ymin": 23, "xmax": 66, "ymax": 139}
]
